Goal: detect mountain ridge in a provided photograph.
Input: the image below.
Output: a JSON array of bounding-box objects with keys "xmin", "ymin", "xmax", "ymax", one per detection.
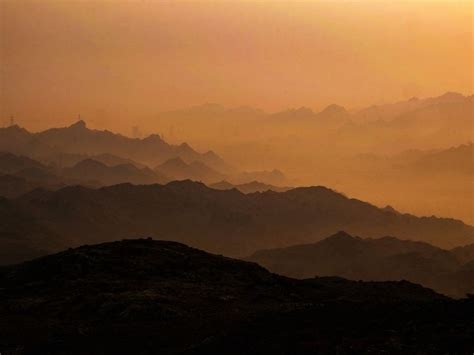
[{"xmin": 1, "ymin": 180, "xmax": 472, "ymax": 264}]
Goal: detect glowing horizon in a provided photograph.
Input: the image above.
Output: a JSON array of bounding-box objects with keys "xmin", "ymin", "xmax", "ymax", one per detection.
[{"xmin": 1, "ymin": 0, "xmax": 472, "ymax": 130}]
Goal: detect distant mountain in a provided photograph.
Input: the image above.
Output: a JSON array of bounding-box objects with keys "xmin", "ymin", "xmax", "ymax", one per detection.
[
  {"xmin": 155, "ymin": 157, "xmax": 225, "ymax": 183},
  {"xmin": 64, "ymin": 159, "xmax": 168, "ymax": 186},
  {"xmin": 410, "ymin": 143, "xmax": 474, "ymax": 175},
  {"xmin": 0, "ymin": 152, "xmax": 64, "ymax": 190},
  {"xmin": 2, "ymin": 181, "xmax": 472, "ymax": 265},
  {"xmin": 270, "ymin": 104, "xmax": 350, "ymax": 125},
  {"xmin": 354, "ymin": 92, "xmax": 469, "ymax": 123},
  {"xmin": 248, "ymin": 231, "xmax": 474, "ymax": 297},
  {"xmin": 3, "ymin": 238, "xmax": 472, "ymax": 354},
  {"xmin": 451, "ymin": 243, "xmax": 474, "ymax": 264},
  {"xmin": 0, "ymin": 120, "xmax": 226, "ymax": 169},
  {"xmin": 0, "ymin": 175, "xmax": 39, "ymax": 198},
  {"xmin": 231, "ymin": 169, "xmax": 287, "ymax": 185},
  {"xmin": 352, "ymin": 143, "xmax": 474, "ymax": 176},
  {"xmin": 0, "ymin": 152, "xmax": 47, "ymax": 174},
  {"xmin": 270, "ymin": 107, "xmax": 315, "ymax": 121},
  {"xmin": 210, "ymin": 180, "xmax": 292, "ymax": 193},
  {"xmin": 0, "ymin": 153, "xmax": 168, "ymax": 195}
]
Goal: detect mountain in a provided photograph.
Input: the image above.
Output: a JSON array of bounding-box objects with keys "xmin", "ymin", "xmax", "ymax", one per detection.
[
  {"xmin": 2, "ymin": 238, "xmax": 473, "ymax": 354},
  {"xmin": 451, "ymin": 243, "xmax": 474, "ymax": 264},
  {"xmin": 231, "ymin": 169, "xmax": 287, "ymax": 185},
  {"xmin": 248, "ymin": 231, "xmax": 474, "ymax": 297},
  {"xmin": 354, "ymin": 92, "xmax": 469, "ymax": 123},
  {"xmin": 0, "ymin": 152, "xmax": 64, "ymax": 191},
  {"xmin": 0, "ymin": 120, "xmax": 226, "ymax": 169},
  {"xmin": 0, "ymin": 151, "xmax": 47, "ymax": 174},
  {"xmin": 155, "ymin": 157, "xmax": 225, "ymax": 183},
  {"xmin": 270, "ymin": 107, "xmax": 315, "ymax": 121},
  {"xmin": 64, "ymin": 159, "xmax": 168, "ymax": 186},
  {"xmin": 1, "ymin": 181, "xmax": 472, "ymax": 265},
  {"xmin": 210, "ymin": 180, "xmax": 292, "ymax": 193},
  {"xmin": 0, "ymin": 153, "xmax": 168, "ymax": 195},
  {"xmin": 0, "ymin": 196, "xmax": 63, "ymax": 265},
  {"xmin": 409, "ymin": 143, "xmax": 474, "ymax": 175},
  {"xmin": 0, "ymin": 174, "xmax": 39, "ymax": 198}
]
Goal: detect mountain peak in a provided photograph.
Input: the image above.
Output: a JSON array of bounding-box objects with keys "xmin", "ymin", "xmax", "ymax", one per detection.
[
  {"xmin": 69, "ymin": 120, "xmax": 87, "ymax": 129},
  {"xmin": 327, "ymin": 231, "xmax": 355, "ymax": 240},
  {"xmin": 320, "ymin": 104, "xmax": 347, "ymax": 116}
]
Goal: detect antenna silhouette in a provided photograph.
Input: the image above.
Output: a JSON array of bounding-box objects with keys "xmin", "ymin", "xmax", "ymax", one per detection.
[{"xmin": 9, "ymin": 116, "xmax": 15, "ymax": 127}]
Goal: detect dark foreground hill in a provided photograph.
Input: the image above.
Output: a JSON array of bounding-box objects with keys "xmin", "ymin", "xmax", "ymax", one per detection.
[
  {"xmin": 248, "ymin": 231, "xmax": 474, "ymax": 298},
  {"xmin": 1, "ymin": 238, "xmax": 473, "ymax": 354},
  {"xmin": 1, "ymin": 180, "xmax": 473, "ymax": 264}
]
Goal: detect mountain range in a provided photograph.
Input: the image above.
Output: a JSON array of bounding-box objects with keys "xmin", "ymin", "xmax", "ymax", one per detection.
[
  {"xmin": 248, "ymin": 231, "xmax": 474, "ymax": 298},
  {"xmin": 1, "ymin": 181, "xmax": 472, "ymax": 265},
  {"xmin": 210, "ymin": 180, "xmax": 292, "ymax": 193},
  {"xmin": 1, "ymin": 238, "xmax": 473, "ymax": 354},
  {"xmin": 0, "ymin": 120, "xmax": 228, "ymax": 171}
]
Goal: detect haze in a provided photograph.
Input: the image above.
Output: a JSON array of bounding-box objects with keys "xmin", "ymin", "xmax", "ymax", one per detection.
[{"xmin": 1, "ymin": 0, "xmax": 472, "ymax": 131}]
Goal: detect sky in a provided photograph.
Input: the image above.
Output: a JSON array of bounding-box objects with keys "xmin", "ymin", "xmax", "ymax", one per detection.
[{"xmin": 0, "ymin": 0, "xmax": 472, "ymax": 131}]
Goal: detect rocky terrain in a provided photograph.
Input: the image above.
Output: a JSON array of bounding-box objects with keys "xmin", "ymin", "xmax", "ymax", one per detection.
[{"xmin": 1, "ymin": 238, "xmax": 473, "ymax": 354}]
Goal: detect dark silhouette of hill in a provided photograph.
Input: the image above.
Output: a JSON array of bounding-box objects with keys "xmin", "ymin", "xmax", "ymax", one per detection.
[
  {"xmin": 156, "ymin": 157, "xmax": 225, "ymax": 183},
  {"xmin": 210, "ymin": 180, "xmax": 292, "ymax": 193},
  {"xmin": 451, "ymin": 243, "xmax": 474, "ymax": 264},
  {"xmin": 0, "ymin": 175, "xmax": 39, "ymax": 199},
  {"xmin": 0, "ymin": 152, "xmax": 47, "ymax": 174},
  {"xmin": 43, "ymin": 152, "xmax": 147, "ymax": 169},
  {"xmin": 0, "ymin": 120, "xmax": 226, "ymax": 169},
  {"xmin": 0, "ymin": 153, "xmax": 168, "ymax": 196},
  {"xmin": 0, "ymin": 197, "xmax": 63, "ymax": 265},
  {"xmin": 0, "ymin": 152, "xmax": 65, "ymax": 193},
  {"xmin": 232, "ymin": 169, "xmax": 287, "ymax": 185},
  {"xmin": 2, "ymin": 181, "xmax": 472, "ymax": 264},
  {"xmin": 2, "ymin": 238, "xmax": 473, "ymax": 354},
  {"xmin": 248, "ymin": 231, "xmax": 474, "ymax": 297}
]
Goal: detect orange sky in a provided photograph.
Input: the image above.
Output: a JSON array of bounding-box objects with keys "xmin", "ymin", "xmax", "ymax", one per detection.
[{"xmin": 0, "ymin": 0, "xmax": 472, "ymax": 131}]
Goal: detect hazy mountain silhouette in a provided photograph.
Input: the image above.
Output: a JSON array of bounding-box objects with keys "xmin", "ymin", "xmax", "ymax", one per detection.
[
  {"xmin": 44, "ymin": 152, "xmax": 147, "ymax": 169},
  {"xmin": 451, "ymin": 243, "xmax": 474, "ymax": 264},
  {"xmin": 232, "ymin": 169, "xmax": 287, "ymax": 185},
  {"xmin": 0, "ymin": 153, "xmax": 168, "ymax": 194},
  {"xmin": 0, "ymin": 120, "xmax": 226, "ymax": 169},
  {"xmin": 0, "ymin": 152, "xmax": 64, "ymax": 190},
  {"xmin": 354, "ymin": 92, "xmax": 469, "ymax": 123},
  {"xmin": 248, "ymin": 231, "xmax": 474, "ymax": 297},
  {"xmin": 0, "ymin": 152, "xmax": 47, "ymax": 174},
  {"xmin": 409, "ymin": 143, "xmax": 474, "ymax": 175},
  {"xmin": 352, "ymin": 143, "xmax": 474, "ymax": 176},
  {"xmin": 0, "ymin": 174, "xmax": 40, "ymax": 198},
  {"xmin": 156, "ymin": 157, "xmax": 225, "ymax": 183},
  {"xmin": 2, "ymin": 238, "xmax": 473, "ymax": 354},
  {"xmin": 64, "ymin": 159, "xmax": 168, "ymax": 186},
  {"xmin": 2, "ymin": 181, "xmax": 472, "ymax": 264},
  {"xmin": 210, "ymin": 180, "xmax": 292, "ymax": 193}
]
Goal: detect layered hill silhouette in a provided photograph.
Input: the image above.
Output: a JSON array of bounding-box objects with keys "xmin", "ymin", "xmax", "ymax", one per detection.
[
  {"xmin": 64, "ymin": 159, "xmax": 168, "ymax": 186},
  {"xmin": 0, "ymin": 152, "xmax": 168, "ymax": 194},
  {"xmin": 353, "ymin": 91, "xmax": 469, "ymax": 123},
  {"xmin": 2, "ymin": 238, "xmax": 473, "ymax": 354},
  {"xmin": 210, "ymin": 180, "xmax": 291, "ymax": 193},
  {"xmin": 0, "ymin": 120, "xmax": 227, "ymax": 170},
  {"xmin": 1, "ymin": 181, "xmax": 472, "ymax": 264},
  {"xmin": 156, "ymin": 157, "xmax": 225, "ymax": 183},
  {"xmin": 354, "ymin": 142, "xmax": 474, "ymax": 176},
  {"xmin": 248, "ymin": 231, "xmax": 474, "ymax": 298}
]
